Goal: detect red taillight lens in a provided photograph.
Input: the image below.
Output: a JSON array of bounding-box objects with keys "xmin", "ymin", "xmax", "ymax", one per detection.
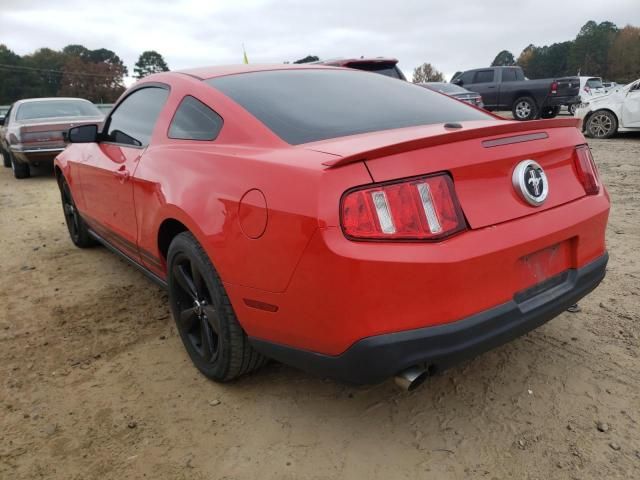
[
  {"xmin": 574, "ymin": 145, "xmax": 600, "ymax": 195},
  {"xmin": 341, "ymin": 174, "xmax": 467, "ymax": 241},
  {"xmin": 550, "ymin": 81, "xmax": 558, "ymax": 94}
]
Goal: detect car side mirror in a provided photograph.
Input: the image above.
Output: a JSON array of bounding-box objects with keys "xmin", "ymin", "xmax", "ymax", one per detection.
[
  {"xmin": 0, "ymin": 116, "xmax": 5, "ymax": 126},
  {"xmin": 453, "ymin": 78, "xmax": 463, "ymax": 86},
  {"xmin": 68, "ymin": 124, "xmax": 99, "ymax": 143}
]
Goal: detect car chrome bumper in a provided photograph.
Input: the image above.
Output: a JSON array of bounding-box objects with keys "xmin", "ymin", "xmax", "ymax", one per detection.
[
  {"xmin": 250, "ymin": 252, "xmax": 608, "ymax": 384},
  {"xmin": 10, "ymin": 147, "xmax": 65, "ymax": 154}
]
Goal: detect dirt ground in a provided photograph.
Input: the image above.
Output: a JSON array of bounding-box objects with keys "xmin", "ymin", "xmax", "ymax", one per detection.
[{"xmin": 1, "ymin": 132, "xmax": 639, "ymax": 480}]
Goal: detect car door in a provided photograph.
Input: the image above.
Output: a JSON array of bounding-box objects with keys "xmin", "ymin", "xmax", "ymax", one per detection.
[
  {"xmin": 78, "ymin": 86, "xmax": 170, "ymax": 262},
  {"xmin": 621, "ymin": 82, "xmax": 640, "ymax": 128},
  {"xmin": 466, "ymin": 70, "xmax": 497, "ymax": 108}
]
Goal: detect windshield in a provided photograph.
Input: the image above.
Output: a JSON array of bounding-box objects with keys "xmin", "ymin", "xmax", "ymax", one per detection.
[
  {"xmin": 16, "ymin": 100, "xmax": 102, "ymax": 121},
  {"xmin": 207, "ymin": 69, "xmax": 492, "ymax": 145}
]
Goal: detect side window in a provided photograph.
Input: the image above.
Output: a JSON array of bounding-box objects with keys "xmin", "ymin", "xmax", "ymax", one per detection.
[
  {"xmin": 502, "ymin": 69, "xmax": 518, "ymax": 82},
  {"xmin": 105, "ymin": 87, "xmax": 169, "ymax": 147},
  {"xmin": 473, "ymin": 70, "xmax": 495, "ymax": 84},
  {"xmin": 168, "ymin": 96, "xmax": 223, "ymax": 140},
  {"xmin": 460, "ymin": 71, "xmax": 474, "ymax": 84}
]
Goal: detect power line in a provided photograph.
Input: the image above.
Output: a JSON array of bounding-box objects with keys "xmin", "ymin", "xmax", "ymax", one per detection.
[{"xmin": 0, "ymin": 62, "xmax": 124, "ymax": 78}]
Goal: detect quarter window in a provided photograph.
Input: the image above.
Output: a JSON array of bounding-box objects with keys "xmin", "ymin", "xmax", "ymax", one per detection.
[
  {"xmin": 473, "ymin": 70, "xmax": 495, "ymax": 84},
  {"xmin": 105, "ymin": 87, "xmax": 169, "ymax": 147},
  {"xmin": 168, "ymin": 96, "xmax": 223, "ymax": 140}
]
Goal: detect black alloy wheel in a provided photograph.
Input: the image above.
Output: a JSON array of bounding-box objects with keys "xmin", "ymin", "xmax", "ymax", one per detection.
[
  {"xmin": 59, "ymin": 178, "xmax": 94, "ymax": 247},
  {"xmin": 167, "ymin": 232, "xmax": 266, "ymax": 382},
  {"xmin": 171, "ymin": 252, "xmax": 221, "ymax": 366}
]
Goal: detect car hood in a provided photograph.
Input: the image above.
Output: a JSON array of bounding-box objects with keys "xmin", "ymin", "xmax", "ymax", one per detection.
[{"xmin": 587, "ymin": 89, "xmax": 626, "ymax": 106}]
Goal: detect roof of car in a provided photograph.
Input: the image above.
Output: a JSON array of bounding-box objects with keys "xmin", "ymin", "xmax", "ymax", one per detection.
[
  {"xmin": 312, "ymin": 57, "xmax": 399, "ymax": 66},
  {"xmin": 13, "ymin": 97, "xmax": 93, "ymax": 105},
  {"xmin": 176, "ymin": 63, "xmax": 343, "ymax": 80}
]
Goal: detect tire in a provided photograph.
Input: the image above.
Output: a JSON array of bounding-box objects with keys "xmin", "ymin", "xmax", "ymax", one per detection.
[
  {"xmin": 512, "ymin": 96, "xmax": 537, "ymax": 121},
  {"xmin": 2, "ymin": 150, "xmax": 10, "ymax": 168},
  {"xmin": 569, "ymin": 104, "xmax": 577, "ymax": 116},
  {"xmin": 585, "ymin": 110, "xmax": 618, "ymax": 139},
  {"xmin": 540, "ymin": 106, "xmax": 560, "ymax": 119},
  {"xmin": 168, "ymin": 232, "xmax": 267, "ymax": 382},
  {"xmin": 10, "ymin": 153, "xmax": 30, "ymax": 179},
  {"xmin": 58, "ymin": 177, "xmax": 95, "ymax": 248}
]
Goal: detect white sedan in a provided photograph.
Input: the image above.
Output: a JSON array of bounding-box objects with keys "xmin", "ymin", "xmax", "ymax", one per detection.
[{"xmin": 575, "ymin": 79, "xmax": 640, "ymax": 138}]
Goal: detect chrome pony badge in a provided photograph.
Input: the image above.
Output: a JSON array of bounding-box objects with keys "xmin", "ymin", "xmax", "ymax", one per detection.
[{"xmin": 512, "ymin": 160, "xmax": 548, "ymax": 206}]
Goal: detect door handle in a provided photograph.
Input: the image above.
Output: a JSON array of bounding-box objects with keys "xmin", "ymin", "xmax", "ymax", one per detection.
[{"xmin": 114, "ymin": 165, "xmax": 130, "ymax": 182}]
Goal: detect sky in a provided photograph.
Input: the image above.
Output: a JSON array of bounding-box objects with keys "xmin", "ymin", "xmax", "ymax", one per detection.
[{"xmin": 1, "ymin": 0, "xmax": 639, "ymax": 84}]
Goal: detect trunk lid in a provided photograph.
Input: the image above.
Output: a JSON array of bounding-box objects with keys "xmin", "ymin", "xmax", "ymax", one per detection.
[
  {"xmin": 306, "ymin": 118, "xmax": 587, "ymax": 229},
  {"xmin": 18, "ymin": 116, "xmax": 104, "ymax": 149}
]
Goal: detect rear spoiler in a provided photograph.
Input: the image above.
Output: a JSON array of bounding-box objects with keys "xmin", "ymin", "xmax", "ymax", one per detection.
[{"xmin": 322, "ymin": 117, "xmax": 581, "ymax": 169}]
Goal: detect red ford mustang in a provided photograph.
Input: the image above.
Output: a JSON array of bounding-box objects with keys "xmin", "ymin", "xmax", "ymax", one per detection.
[{"xmin": 54, "ymin": 64, "xmax": 609, "ymax": 389}]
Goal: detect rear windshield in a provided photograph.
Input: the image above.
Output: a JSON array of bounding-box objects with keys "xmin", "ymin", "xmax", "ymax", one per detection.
[
  {"xmin": 16, "ymin": 100, "xmax": 102, "ymax": 121},
  {"xmin": 207, "ymin": 69, "xmax": 492, "ymax": 145},
  {"xmin": 586, "ymin": 78, "xmax": 603, "ymax": 89}
]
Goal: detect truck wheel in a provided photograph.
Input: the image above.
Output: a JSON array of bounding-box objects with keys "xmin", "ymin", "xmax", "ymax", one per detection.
[
  {"xmin": 512, "ymin": 97, "xmax": 537, "ymax": 121},
  {"xmin": 585, "ymin": 110, "xmax": 617, "ymax": 139},
  {"xmin": 10, "ymin": 153, "xmax": 30, "ymax": 179},
  {"xmin": 2, "ymin": 150, "xmax": 10, "ymax": 168},
  {"xmin": 168, "ymin": 232, "xmax": 267, "ymax": 382},
  {"xmin": 540, "ymin": 106, "xmax": 560, "ymax": 119},
  {"xmin": 569, "ymin": 104, "xmax": 577, "ymax": 116}
]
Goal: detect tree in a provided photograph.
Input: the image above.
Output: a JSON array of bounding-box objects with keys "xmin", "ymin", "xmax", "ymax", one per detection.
[
  {"xmin": 517, "ymin": 42, "xmax": 572, "ymax": 78},
  {"xmin": 293, "ymin": 55, "xmax": 319, "ymax": 64},
  {"xmin": 134, "ymin": 50, "xmax": 169, "ymax": 79},
  {"xmin": 569, "ymin": 20, "xmax": 618, "ymax": 76},
  {"xmin": 491, "ymin": 50, "xmax": 516, "ymax": 66},
  {"xmin": 412, "ymin": 63, "xmax": 444, "ymax": 83},
  {"xmin": 58, "ymin": 56, "xmax": 126, "ymax": 102},
  {"xmin": 21, "ymin": 48, "xmax": 67, "ymax": 98},
  {"xmin": 89, "ymin": 48, "xmax": 128, "ymax": 77},
  {"xmin": 62, "ymin": 44, "xmax": 91, "ymax": 61},
  {"xmin": 0, "ymin": 44, "xmax": 22, "ymax": 104},
  {"xmin": 608, "ymin": 25, "xmax": 640, "ymax": 83}
]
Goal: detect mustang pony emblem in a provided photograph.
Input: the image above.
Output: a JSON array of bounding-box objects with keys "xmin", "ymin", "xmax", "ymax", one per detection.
[
  {"xmin": 527, "ymin": 169, "xmax": 543, "ymax": 196},
  {"xmin": 512, "ymin": 160, "xmax": 548, "ymax": 206}
]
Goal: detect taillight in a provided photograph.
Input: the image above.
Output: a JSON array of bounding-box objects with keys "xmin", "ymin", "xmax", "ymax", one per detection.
[
  {"xmin": 574, "ymin": 145, "xmax": 600, "ymax": 195},
  {"xmin": 341, "ymin": 174, "xmax": 467, "ymax": 241},
  {"xmin": 550, "ymin": 81, "xmax": 558, "ymax": 94}
]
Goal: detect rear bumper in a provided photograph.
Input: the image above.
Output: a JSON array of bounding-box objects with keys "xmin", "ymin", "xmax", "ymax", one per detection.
[
  {"xmin": 544, "ymin": 95, "xmax": 580, "ymax": 107},
  {"xmin": 250, "ymin": 252, "xmax": 608, "ymax": 384},
  {"xmin": 10, "ymin": 147, "xmax": 64, "ymax": 164}
]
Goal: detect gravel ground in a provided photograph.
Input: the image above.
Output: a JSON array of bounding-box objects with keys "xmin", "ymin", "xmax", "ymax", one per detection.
[{"xmin": 0, "ymin": 132, "xmax": 638, "ymax": 479}]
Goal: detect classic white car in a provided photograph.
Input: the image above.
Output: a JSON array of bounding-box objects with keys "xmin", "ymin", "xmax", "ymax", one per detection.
[{"xmin": 575, "ymin": 79, "xmax": 640, "ymax": 138}]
